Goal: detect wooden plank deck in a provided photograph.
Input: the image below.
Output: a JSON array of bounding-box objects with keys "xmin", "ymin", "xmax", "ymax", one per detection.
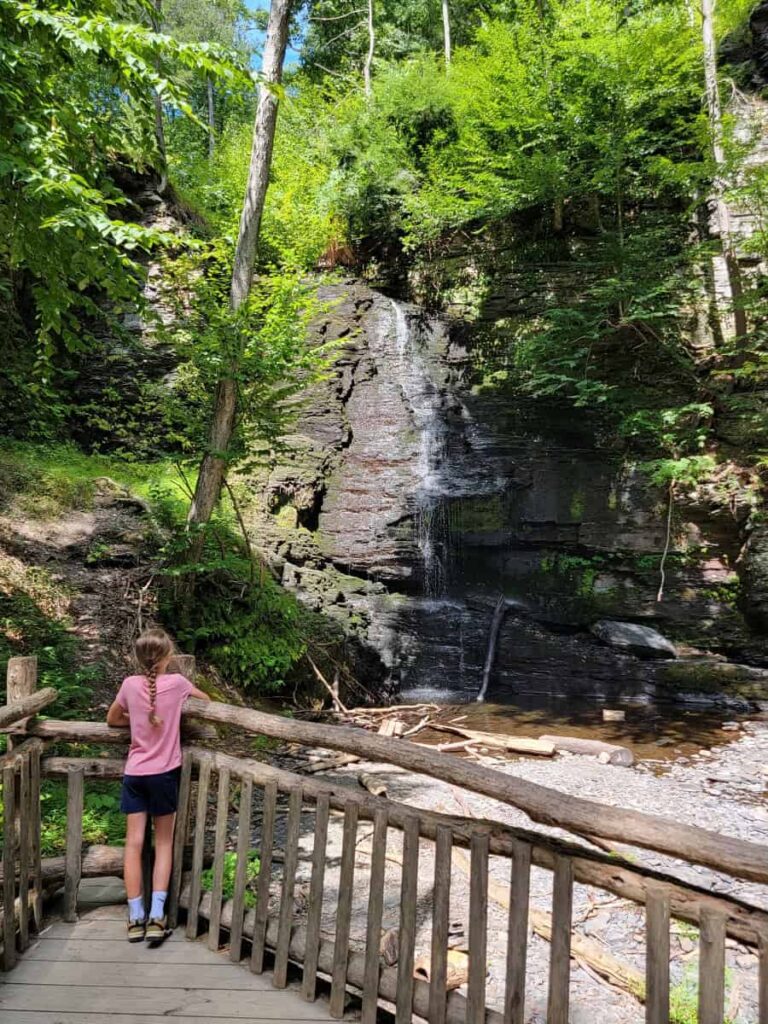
[{"xmin": 0, "ymin": 881, "xmax": 334, "ymax": 1024}]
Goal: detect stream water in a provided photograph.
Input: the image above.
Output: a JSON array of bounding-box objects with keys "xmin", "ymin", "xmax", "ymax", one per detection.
[{"xmin": 418, "ymin": 694, "xmax": 757, "ymax": 765}]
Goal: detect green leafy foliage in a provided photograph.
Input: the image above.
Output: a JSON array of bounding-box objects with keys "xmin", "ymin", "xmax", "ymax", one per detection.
[
  {"xmin": 201, "ymin": 850, "xmax": 260, "ymax": 907},
  {"xmin": 0, "ymin": 0, "xmax": 250, "ymax": 430},
  {"xmin": 39, "ymin": 781, "xmax": 125, "ymax": 856}
]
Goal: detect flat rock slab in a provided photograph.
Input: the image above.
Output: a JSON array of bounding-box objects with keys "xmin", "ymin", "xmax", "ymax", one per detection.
[{"xmin": 0, "ymin": 905, "xmax": 332, "ymax": 1024}]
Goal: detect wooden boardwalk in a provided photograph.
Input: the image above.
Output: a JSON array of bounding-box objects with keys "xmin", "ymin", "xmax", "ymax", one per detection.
[{"xmin": 0, "ymin": 882, "xmax": 333, "ymax": 1024}]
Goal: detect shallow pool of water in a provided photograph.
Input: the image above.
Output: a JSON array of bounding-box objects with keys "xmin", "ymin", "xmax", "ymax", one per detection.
[{"xmin": 416, "ymin": 693, "xmax": 757, "ymax": 763}]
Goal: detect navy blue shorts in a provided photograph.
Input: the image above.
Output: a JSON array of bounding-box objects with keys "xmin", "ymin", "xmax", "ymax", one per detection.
[{"xmin": 120, "ymin": 767, "xmax": 181, "ymax": 816}]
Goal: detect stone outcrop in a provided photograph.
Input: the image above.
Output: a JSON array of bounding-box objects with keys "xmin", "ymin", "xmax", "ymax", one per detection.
[
  {"xmin": 590, "ymin": 621, "xmax": 678, "ymax": 660},
  {"xmin": 244, "ymin": 281, "xmax": 767, "ymax": 704}
]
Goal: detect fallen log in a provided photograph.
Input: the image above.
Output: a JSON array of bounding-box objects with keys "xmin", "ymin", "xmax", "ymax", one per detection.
[
  {"xmin": 303, "ymin": 753, "xmax": 361, "ymax": 774},
  {"xmin": 188, "ymin": 747, "xmax": 768, "ymax": 946},
  {"xmin": 423, "ymin": 723, "xmax": 556, "ymax": 757},
  {"xmin": 414, "ymin": 949, "xmax": 470, "ymax": 989},
  {"xmin": 0, "ymin": 845, "xmax": 124, "ymax": 887},
  {"xmin": 180, "ymin": 886, "xmax": 503, "ymax": 1024},
  {"xmin": 358, "ymin": 772, "xmax": 387, "ymax": 797},
  {"xmin": 539, "ymin": 735, "xmax": 634, "ymax": 767},
  {"xmin": 453, "ymin": 849, "xmax": 644, "ymax": 1001},
  {"xmin": 182, "ymin": 697, "xmax": 768, "ymax": 884},
  {"xmin": 0, "ymin": 688, "xmax": 57, "ymax": 729},
  {"xmin": 0, "ymin": 843, "xmax": 205, "ymax": 888},
  {"xmin": 380, "ymin": 927, "xmax": 399, "ymax": 966}
]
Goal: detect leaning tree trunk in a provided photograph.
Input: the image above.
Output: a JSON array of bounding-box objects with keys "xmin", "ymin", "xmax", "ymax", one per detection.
[
  {"xmin": 206, "ymin": 77, "xmax": 216, "ymax": 159},
  {"xmin": 363, "ymin": 0, "xmax": 375, "ymax": 95},
  {"xmin": 150, "ymin": 0, "xmax": 168, "ymax": 193},
  {"xmin": 186, "ymin": 0, "xmax": 291, "ymax": 544},
  {"xmin": 700, "ymin": 0, "xmax": 747, "ymax": 338},
  {"xmin": 442, "ymin": 0, "xmax": 451, "ymax": 69}
]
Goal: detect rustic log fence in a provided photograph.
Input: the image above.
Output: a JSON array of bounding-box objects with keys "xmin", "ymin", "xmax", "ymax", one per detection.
[{"xmin": 1, "ymin": 654, "xmax": 768, "ymax": 1024}]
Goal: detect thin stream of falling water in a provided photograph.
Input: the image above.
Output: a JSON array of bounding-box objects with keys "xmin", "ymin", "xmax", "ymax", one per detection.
[{"xmin": 388, "ymin": 298, "xmax": 450, "ymax": 597}]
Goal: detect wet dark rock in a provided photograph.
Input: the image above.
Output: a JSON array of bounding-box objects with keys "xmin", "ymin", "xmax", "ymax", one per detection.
[
  {"xmin": 242, "ymin": 281, "xmax": 766, "ymax": 702},
  {"xmin": 590, "ymin": 620, "xmax": 678, "ymax": 660}
]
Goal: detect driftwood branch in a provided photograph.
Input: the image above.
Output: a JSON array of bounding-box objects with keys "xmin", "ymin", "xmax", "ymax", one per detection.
[
  {"xmin": 539, "ymin": 735, "xmax": 634, "ymax": 767},
  {"xmin": 424, "ymin": 722, "xmax": 555, "ymax": 757},
  {"xmin": 307, "ymin": 654, "xmax": 348, "ymax": 715}
]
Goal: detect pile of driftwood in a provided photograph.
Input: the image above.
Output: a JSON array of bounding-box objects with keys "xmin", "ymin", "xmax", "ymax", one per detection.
[{"xmin": 298, "ymin": 689, "xmax": 634, "ymax": 779}]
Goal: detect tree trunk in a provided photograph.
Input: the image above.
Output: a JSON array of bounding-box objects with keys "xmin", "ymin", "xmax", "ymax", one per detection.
[
  {"xmin": 186, "ymin": 0, "xmax": 291, "ymax": 541},
  {"xmin": 363, "ymin": 0, "xmax": 375, "ymax": 96},
  {"xmin": 150, "ymin": 0, "xmax": 168, "ymax": 193},
  {"xmin": 701, "ymin": 0, "xmax": 747, "ymax": 338},
  {"xmin": 442, "ymin": 0, "xmax": 451, "ymax": 69},
  {"xmin": 207, "ymin": 77, "xmax": 216, "ymax": 159}
]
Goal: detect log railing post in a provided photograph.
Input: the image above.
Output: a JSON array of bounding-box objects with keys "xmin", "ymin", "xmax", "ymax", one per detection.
[
  {"xmin": 168, "ymin": 749, "xmax": 193, "ymax": 930},
  {"xmin": 63, "ymin": 768, "xmax": 84, "ymax": 923},
  {"xmin": 186, "ymin": 755, "xmax": 211, "ymax": 940},
  {"xmin": 467, "ymin": 831, "xmax": 489, "ymax": 1024},
  {"xmin": 208, "ymin": 767, "xmax": 231, "ymax": 951},
  {"xmin": 251, "ymin": 780, "xmax": 277, "ymax": 973},
  {"xmin": 273, "ymin": 785, "xmax": 302, "ymax": 987},
  {"xmin": 302, "ymin": 792, "xmax": 330, "ymax": 1001},
  {"xmin": 330, "ymin": 802, "xmax": 359, "ymax": 1018},
  {"xmin": 429, "ymin": 825, "xmax": 453, "ymax": 1024},
  {"xmin": 645, "ymin": 888, "xmax": 670, "ymax": 1024},
  {"xmin": 30, "ymin": 745, "xmax": 43, "ymax": 930},
  {"xmin": 2, "ymin": 764, "xmax": 17, "ymax": 970},
  {"xmin": 6, "ymin": 658, "xmax": 38, "ymax": 756},
  {"xmin": 396, "ymin": 815, "xmax": 420, "ymax": 1024},
  {"xmin": 229, "ymin": 773, "xmax": 253, "ymax": 963},
  {"xmin": 361, "ymin": 807, "xmax": 388, "ymax": 1024},
  {"xmin": 17, "ymin": 754, "xmax": 30, "ymax": 951},
  {"xmin": 504, "ymin": 839, "xmax": 531, "ymax": 1024},
  {"xmin": 547, "ymin": 855, "xmax": 573, "ymax": 1024},
  {"xmin": 698, "ymin": 908, "xmax": 726, "ymax": 1024}
]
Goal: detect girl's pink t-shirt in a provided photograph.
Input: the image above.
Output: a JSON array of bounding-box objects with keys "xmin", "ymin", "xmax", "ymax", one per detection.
[{"xmin": 116, "ymin": 673, "xmax": 194, "ymax": 776}]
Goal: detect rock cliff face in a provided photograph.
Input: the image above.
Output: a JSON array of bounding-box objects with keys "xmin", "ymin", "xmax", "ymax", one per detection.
[{"xmin": 245, "ymin": 282, "xmax": 767, "ymax": 705}]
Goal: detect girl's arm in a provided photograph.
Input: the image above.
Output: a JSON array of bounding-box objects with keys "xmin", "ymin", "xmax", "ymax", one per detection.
[
  {"xmin": 106, "ymin": 700, "xmax": 129, "ymax": 727},
  {"xmin": 189, "ymin": 686, "xmax": 211, "ymax": 702}
]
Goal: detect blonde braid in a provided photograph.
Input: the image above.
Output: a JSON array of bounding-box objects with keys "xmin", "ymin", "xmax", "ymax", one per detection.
[{"xmin": 147, "ymin": 663, "xmax": 163, "ymax": 727}]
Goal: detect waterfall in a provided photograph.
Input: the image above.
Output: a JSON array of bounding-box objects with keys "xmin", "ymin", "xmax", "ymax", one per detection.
[{"xmin": 388, "ymin": 298, "xmax": 449, "ymax": 596}]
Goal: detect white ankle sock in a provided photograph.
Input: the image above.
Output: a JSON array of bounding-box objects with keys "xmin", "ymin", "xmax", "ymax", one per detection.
[
  {"xmin": 127, "ymin": 895, "xmax": 144, "ymax": 922},
  {"xmin": 150, "ymin": 891, "xmax": 167, "ymax": 921}
]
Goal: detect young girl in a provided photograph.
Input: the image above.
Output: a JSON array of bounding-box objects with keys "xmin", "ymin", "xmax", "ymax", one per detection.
[{"xmin": 107, "ymin": 628, "xmax": 210, "ymax": 943}]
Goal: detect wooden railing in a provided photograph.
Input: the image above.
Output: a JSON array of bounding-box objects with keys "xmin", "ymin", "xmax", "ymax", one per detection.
[{"xmin": 2, "ymin": 654, "xmax": 768, "ymax": 1024}]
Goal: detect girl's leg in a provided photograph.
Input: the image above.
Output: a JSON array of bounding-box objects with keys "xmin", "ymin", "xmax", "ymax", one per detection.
[
  {"xmin": 124, "ymin": 812, "xmax": 147, "ymax": 901},
  {"xmin": 147, "ymin": 812, "xmax": 175, "ymax": 923},
  {"xmin": 152, "ymin": 813, "xmax": 175, "ymax": 893}
]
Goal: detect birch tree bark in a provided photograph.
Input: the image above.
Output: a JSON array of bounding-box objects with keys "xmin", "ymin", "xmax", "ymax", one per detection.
[
  {"xmin": 187, "ymin": 0, "xmax": 291, "ymax": 540},
  {"xmin": 207, "ymin": 77, "xmax": 216, "ymax": 159},
  {"xmin": 442, "ymin": 0, "xmax": 451, "ymax": 69},
  {"xmin": 151, "ymin": 0, "xmax": 168, "ymax": 193},
  {"xmin": 700, "ymin": 0, "xmax": 747, "ymax": 338},
  {"xmin": 363, "ymin": 0, "xmax": 375, "ymax": 96}
]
